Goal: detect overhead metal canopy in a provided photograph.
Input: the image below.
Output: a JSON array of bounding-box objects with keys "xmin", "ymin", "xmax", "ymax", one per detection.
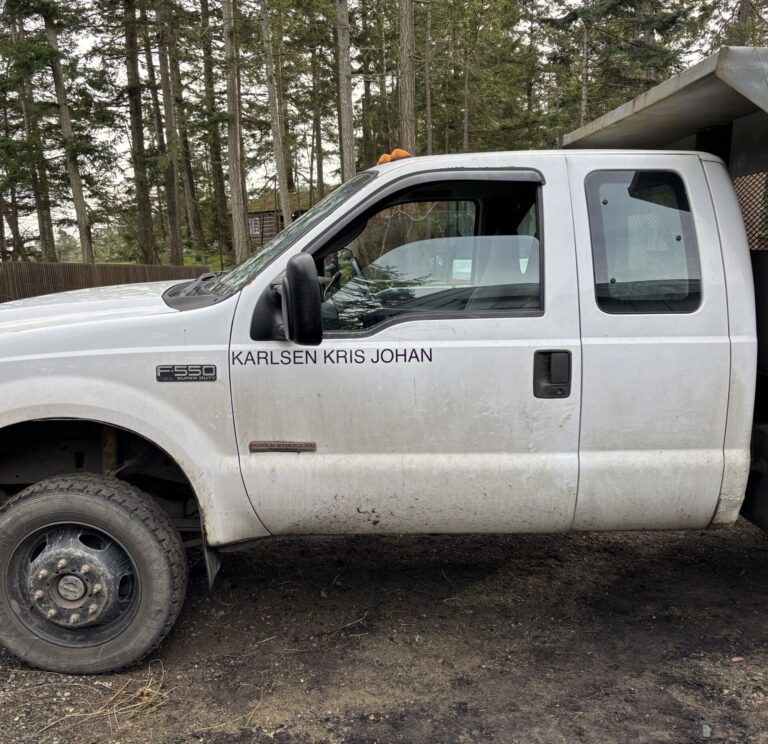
[{"xmin": 563, "ymin": 47, "xmax": 768, "ymax": 149}]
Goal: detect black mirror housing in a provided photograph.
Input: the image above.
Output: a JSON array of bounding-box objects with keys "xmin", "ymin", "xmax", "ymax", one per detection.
[{"xmin": 281, "ymin": 253, "xmax": 323, "ymax": 346}]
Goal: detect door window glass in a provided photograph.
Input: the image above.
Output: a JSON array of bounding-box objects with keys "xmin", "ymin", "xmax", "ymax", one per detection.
[
  {"xmin": 586, "ymin": 170, "xmax": 700, "ymax": 313},
  {"xmin": 322, "ymin": 188, "xmax": 541, "ymax": 332}
]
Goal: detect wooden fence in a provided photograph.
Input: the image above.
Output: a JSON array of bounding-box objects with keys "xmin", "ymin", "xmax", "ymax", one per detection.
[{"xmin": 0, "ymin": 262, "xmax": 206, "ymax": 303}]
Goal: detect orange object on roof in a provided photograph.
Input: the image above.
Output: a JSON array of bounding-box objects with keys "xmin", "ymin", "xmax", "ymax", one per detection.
[{"xmin": 376, "ymin": 148, "xmax": 412, "ymax": 166}]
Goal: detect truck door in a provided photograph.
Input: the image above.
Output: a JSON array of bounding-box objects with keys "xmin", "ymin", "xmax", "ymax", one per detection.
[
  {"xmin": 566, "ymin": 153, "xmax": 730, "ymax": 530},
  {"xmin": 229, "ymin": 157, "xmax": 582, "ymax": 534}
]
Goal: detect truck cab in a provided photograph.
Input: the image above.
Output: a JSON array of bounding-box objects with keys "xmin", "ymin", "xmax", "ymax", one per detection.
[
  {"xmin": 226, "ymin": 150, "xmax": 754, "ymax": 535},
  {"xmin": 0, "ymin": 150, "xmax": 756, "ymax": 673}
]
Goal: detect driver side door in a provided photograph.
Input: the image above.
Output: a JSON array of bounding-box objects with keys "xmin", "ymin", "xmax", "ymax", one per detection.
[{"xmin": 230, "ymin": 161, "xmax": 582, "ymax": 535}]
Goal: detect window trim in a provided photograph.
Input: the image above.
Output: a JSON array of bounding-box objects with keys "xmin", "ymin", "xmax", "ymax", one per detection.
[
  {"xmin": 584, "ymin": 168, "xmax": 702, "ymax": 316},
  {"xmin": 302, "ymin": 168, "xmax": 546, "ymax": 339}
]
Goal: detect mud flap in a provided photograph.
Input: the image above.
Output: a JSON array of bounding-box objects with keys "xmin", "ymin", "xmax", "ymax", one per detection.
[{"xmin": 202, "ymin": 541, "xmax": 222, "ymax": 589}]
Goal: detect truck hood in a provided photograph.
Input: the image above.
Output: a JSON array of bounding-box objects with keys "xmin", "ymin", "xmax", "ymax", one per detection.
[{"xmin": 0, "ymin": 281, "xmax": 180, "ymax": 335}]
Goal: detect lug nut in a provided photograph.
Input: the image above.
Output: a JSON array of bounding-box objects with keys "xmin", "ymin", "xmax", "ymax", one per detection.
[
  {"xmin": 68, "ymin": 613, "xmax": 79, "ymax": 625},
  {"xmin": 80, "ymin": 564, "xmax": 90, "ymax": 574},
  {"xmin": 56, "ymin": 559, "xmax": 67, "ymax": 570},
  {"xmin": 88, "ymin": 604, "xmax": 98, "ymax": 615},
  {"xmin": 33, "ymin": 590, "xmax": 44, "ymax": 601},
  {"xmin": 37, "ymin": 569, "xmax": 49, "ymax": 580},
  {"xmin": 46, "ymin": 609, "xmax": 56, "ymax": 619},
  {"xmin": 92, "ymin": 584, "xmax": 102, "ymax": 595}
]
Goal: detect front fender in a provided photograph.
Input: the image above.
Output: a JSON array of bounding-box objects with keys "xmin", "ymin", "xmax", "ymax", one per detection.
[{"xmin": 0, "ymin": 373, "xmax": 269, "ymax": 546}]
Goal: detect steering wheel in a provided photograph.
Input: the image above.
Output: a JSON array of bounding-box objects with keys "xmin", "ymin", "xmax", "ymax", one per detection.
[{"xmin": 323, "ymin": 271, "xmax": 342, "ymax": 300}]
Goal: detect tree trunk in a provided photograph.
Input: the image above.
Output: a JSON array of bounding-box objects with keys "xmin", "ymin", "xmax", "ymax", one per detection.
[
  {"xmin": 125, "ymin": 0, "xmax": 158, "ymax": 264},
  {"xmin": 261, "ymin": 4, "xmax": 293, "ymax": 228},
  {"xmin": 0, "ymin": 191, "xmax": 28, "ymax": 261},
  {"xmin": 44, "ymin": 15, "xmax": 94, "ymax": 263},
  {"xmin": 398, "ymin": 0, "xmax": 416, "ymax": 153},
  {"xmin": 223, "ymin": 0, "xmax": 250, "ymax": 262},
  {"xmin": 170, "ymin": 49, "xmax": 206, "ymax": 255},
  {"xmin": 308, "ymin": 120, "xmax": 315, "ymax": 206},
  {"xmin": 361, "ymin": 77, "xmax": 373, "ymax": 167},
  {"xmin": 425, "ymin": 0, "xmax": 433, "ymax": 155},
  {"xmin": 155, "ymin": 0, "xmax": 184, "ymax": 264},
  {"xmin": 22, "ymin": 106, "xmax": 57, "ymax": 261},
  {"xmin": 360, "ymin": 1, "xmax": 374, "ymax": 166},
  {"xmin": 18, "ymin": 108, "xmax": 49, "ymax": 260},
  {"xmin": 311, "ymin": 51, "xmax": 325, "ymax": 201},
  {"xmin": 140, "ymin": 7, "xmax": 176, "ymax": 258},
  {"xmin": 462, "ymin": 50, "xmax": 470, "ymax": 152},
  {"xmin": 141, "ymin": 7, "xmax": 164, "ymax": 153},
  {"xmin": 524, "ymin": 19, "xmax": 535, "ymax": 145},
  {"xmin": 275, "ymin": 19, "xmax": 296, "ymax": 193},
  {"xmin": 200, "ymin": 0, "xmax": 232, "ymax": 257},
  {"xmin": 377, "ymin": 0, "xmax": 392, "ymax": 150},
  {"xmin": 279, "ymin": 84, "xmax": 296, "ymax": 194},
  {"xmin": 336, "ymin": 0, "xmax": 356, "ymax": 181},
  {"xmin": 0, "ymin": 208, "xmax": 7, "ymax": 262},
  {"xmin": 10, "ymin": 32, "xmax": 57, "ymax": 263},
  {"xmin": 580, "ymin": 16, "xmax": 589, "ymax": 126}
]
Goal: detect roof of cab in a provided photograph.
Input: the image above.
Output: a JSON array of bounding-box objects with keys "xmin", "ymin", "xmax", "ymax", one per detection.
[{"xmin": 365, "ymin": 149, "xmax": 711, "ymax": 176}]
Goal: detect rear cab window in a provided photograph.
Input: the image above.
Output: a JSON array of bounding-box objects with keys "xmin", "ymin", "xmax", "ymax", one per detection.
[{"xmin": 585, "ymin": 170, "xmax": 701, "ymax": 313}]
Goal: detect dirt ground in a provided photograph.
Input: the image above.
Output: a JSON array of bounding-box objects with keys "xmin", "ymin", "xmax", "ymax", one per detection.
[{"xmin": 2, "ymin": 519, "xmax": 768, "ymax": 743}]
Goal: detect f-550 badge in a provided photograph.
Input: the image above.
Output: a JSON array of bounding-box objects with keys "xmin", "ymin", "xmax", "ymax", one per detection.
[{"xmin": 156, "ymin": 364, "xmax": 217, "ymax": 382}]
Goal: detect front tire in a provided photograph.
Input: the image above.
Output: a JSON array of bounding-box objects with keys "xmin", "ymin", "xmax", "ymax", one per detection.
[{"xmin": 0, "ymin": 474, "xmax": 187, "ymax": 673}]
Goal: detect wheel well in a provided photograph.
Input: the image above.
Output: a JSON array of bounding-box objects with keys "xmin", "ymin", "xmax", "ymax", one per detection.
[{"xmin": 0, "ymin": 420, "xmax": 200, "ymax": 531}]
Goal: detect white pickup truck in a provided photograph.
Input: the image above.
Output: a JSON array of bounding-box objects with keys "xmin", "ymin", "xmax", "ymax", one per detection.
[{"xmin": 0, "ymin": 150, "xmax": 759, "ymax": 673}]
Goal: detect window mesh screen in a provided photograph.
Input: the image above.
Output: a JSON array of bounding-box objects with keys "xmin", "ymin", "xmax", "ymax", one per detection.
[
  {"xmin": 627, "ymin": 212, "xmax": 680, "ymax": 272},
  {"xmin": 733, "ymin": 172, "xmax": 768, "ymax": 251}
]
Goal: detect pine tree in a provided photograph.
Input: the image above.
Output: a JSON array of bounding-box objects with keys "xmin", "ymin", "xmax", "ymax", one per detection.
[{"xmin": 124, "ymin": 0, "xmax": 158, "ymax": 264}]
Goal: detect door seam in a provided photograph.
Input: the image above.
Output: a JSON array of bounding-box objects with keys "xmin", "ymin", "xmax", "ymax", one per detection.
[
  {"xmin": 701, "ymin": 159, "xmax": 733, "ymax": 525},
  {"xmin": 564, "ymin": 154, "xmax": 584, "ymax": 532}
]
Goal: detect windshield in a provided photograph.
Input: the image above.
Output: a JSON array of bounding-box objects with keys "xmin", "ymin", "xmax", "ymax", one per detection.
[{"xmin": 208, "ymin": 171, "xmax": 377, "ymax": 297}]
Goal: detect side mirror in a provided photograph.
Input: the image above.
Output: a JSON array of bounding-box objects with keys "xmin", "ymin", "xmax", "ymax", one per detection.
[{"xmin": 281, "ymin": 253, "xmax": 323, "ymax": 346}]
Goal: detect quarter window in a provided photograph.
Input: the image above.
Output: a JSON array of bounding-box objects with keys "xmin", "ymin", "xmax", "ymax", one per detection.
[{"xmin": 586, "ymin": 170, "xmax": 701, "ymax": 313}]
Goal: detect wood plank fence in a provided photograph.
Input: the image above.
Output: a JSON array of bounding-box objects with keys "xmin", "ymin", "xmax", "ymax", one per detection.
[{"xmin": 0, "ymin": 263, "xmax": 206, "ymax": 303}]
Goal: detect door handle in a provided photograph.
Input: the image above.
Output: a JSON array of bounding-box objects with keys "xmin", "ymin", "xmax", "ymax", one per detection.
[{"xmin": 533, "ymin": 350, "xmax": 572, "ymax": 399}]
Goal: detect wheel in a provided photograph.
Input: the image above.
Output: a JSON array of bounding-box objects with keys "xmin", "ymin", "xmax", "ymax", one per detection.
[{"xmin": 0, "ymin": 474, "xmax": 187, "ymax": 673}]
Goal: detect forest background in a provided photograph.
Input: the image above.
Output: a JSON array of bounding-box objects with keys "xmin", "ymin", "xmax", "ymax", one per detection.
[{"xmin": 0, "ymin": 0, "xmax": 766, "ymax": 268}]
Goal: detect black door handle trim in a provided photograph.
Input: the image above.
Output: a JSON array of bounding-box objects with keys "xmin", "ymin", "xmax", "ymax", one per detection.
[{"xmin": 533, "ymin": 350, "xmax": 572, "ymax": 399}]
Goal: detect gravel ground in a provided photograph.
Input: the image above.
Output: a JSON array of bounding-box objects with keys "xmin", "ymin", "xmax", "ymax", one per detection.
[{"xmin": 2, "ymin": 519, "xmax": 768, "ymax": 743}]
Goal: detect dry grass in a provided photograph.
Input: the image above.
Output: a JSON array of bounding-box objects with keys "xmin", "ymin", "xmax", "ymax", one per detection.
[{"xmin": 35, "ymin": 660, "xmax": 172, "ymax": 742}]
